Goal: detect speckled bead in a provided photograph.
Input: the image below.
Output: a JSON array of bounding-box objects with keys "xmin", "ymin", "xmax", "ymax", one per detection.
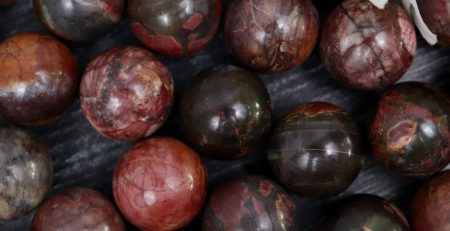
[
  {"xmin": 128, "ymin": 0, "xmax": 222, "ymax": 57},
  {"xmin": 320, "ymin": 0, "xmax": 416, "ymax": 90},
  {"xmin": 0, "ymin": 32, "xmax": 78, "ymax": 125},
  {"xmin": 369, "ymin": 82, "xmax": 450, "ymax": 176},
  {"xmin": 411, "ymin": 171, "xmax": 450, "ymax": 231},
  {"xmin": 417, "ymin": 0, "xmax": 450, "ymax": 45},
  {"xmin": 112, "ymin": 137, "xmax": 207, "ymax": 231},
  {"xmin": 320, "ymin": 194, "xmax": 410, "ymax": 231},
  {"xmin": 31, "ymin": 188, "xmax": 125, "ymax": 231},
  {"xmin": 268, "ymin": 102, "xmax": 364, "ymax": 197},
  {"xmin": 0, "ymin": 126, "xmax": 53, "ymax": 221},
  {"xmin": 180, "ymin": 65, "xmax": 273, "ymax": 160},
  {"xmin": 202, "ymin": 175, "xmax": 296, "ymax": 231},
  {"xmin": 33, "ymin": 0, "xmax": 125, "ymax": 42},
  {"xmin": 80, "ymin": 46, "xmax": 174, "ymax": 141},
  {"xmin": 224, "ymin": 0, "xmax": 319, "ymax": 73}
]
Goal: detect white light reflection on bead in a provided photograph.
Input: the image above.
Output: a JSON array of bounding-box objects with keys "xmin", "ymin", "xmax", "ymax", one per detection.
[
  {"xmin": 179, "ymin": 0, "xmax": 194, "ymax": 15},
  {"xmin": 157, "ymin": 13, "xmax": 171, "ymax": 26},
  {"xmin": 421, "ymin": 121, "xmax": 436, "ymax": 138},
  {"xmin": 233, "ymin": 103, "xmax": 247, "ymax": 120}
]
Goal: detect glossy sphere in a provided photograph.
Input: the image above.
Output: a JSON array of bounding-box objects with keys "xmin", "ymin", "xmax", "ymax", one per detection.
[
  {"xmin": 33, "ymin": 0, "xmax": 125, "ymax": 42},
  {"xmin": 417, "ymin": 0, "xmax": 450, "ymax": 45},
  {"xmin": 267, "ymin": 102, "xmax": 364, "ymax": 197},
  {"xmin": 0, "ymin": 126, "xmax": 52, "ymax": 221},
  {"xmin": 369, "ymin": 82, "xmax": 450, "ymax": 176},
  {"xmin": 320, "ymin": 194, "xmax": 409, "ymax": 231},
  {"xmin": 320, "ymin": 0, "xmax": 416, "ymax": 90},
  {"xmin": 31, "ymin": 188, "xmax": 125, "ymax": 231},
  {"xmin": 180, "ymin": 65, "xmax": 273, "ymax": 160},
  {"xmin": 202, "ymin": 175, "xmax": 296, "ymax": 231},
  {"xmin": 80, "ymin": 46, "xmax": 174, "ymax": 141},
  {"xmin": 411, "ymin": 171, "xmax": 450, "ymax": 231},
  {"xmin": 128, "ymin": 0, "xmax": 222, "ymax": 57},
  {"xmin": 224, "ymin": 0, "xmax": 319, "ymax": 73},
  {"xmin": 0, "ymin": 33, "xmax": 78, "ymax": 125},
  {"xmin": 113, "ymin": 137, "xmax": 207, "ymax": 231}
]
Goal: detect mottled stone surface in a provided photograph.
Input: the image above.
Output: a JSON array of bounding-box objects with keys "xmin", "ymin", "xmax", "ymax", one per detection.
[
  {"xmin": 80, "ymin": 46, "xmax": 174, "ymax": 141},
  {"xmin": 0, "ymin": 126, "xmax": 52, "ymax": 221},
  {"xmin": 320, "ymin": 194, "xmax": 410, "ymax": 231},
  {"xmin": 33, "ymin": 0, "xmax": 125, "ymax": 42},
  {"xmin": 417, "ymin": 0, "xmax": 450, "ymax": 45},
  {"xmin": 180, "ymin": 65, "xmax": 273, "ymax": 160},
  {"xmin": 31, "ymin": 188, "xmax": 124, "ymax": 231},
  {"xmin": 224, "ymin": 0, "xmax": 319, "ymax": 73},
  {"xmin": 411, "ymin": 171, "xmax": 450, "ymax": 231},
  {"xmin": 268, "ymin": 102, "xmax": 364, "ymax": 197},
  {"xmin": 320, "ymin": 0, "xmax": 416, "ymax": 90},
  {"xmin": 370, "ymin": 82, "xmax": 450, "ymax": 176},
  {"xmin": 0, "ymin": 32, "xmax": 78, "ymax": 125},
  {"xmin": 128, "ymin": 0, "xmax": 222, "ymax": 57},
  {"xmin": 202, "ymin": 175, "xmax": 296, "ymax": 231},
  {"xmin": 113, "ymin": 137, "xmax": 207, "ymax": 231}
]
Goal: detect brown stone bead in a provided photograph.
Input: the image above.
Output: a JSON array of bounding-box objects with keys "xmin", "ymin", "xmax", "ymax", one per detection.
[
  {"xmin": 411, "ymin": 171, "xmax": 450, "ymax": 231},
  {"xmin": 320, "ymin": 0, "xmax": 416, "ymax": 90},
  {"xmin": 417, "ymin": 0, "xmax": 450, "ymax": 46},
  {"xmin": 202, "ymin": 175, "xmax": 296, "ymax": 231},
  {"xmin": 0, "ymin": 32, "xmax": 78, "ymax": 125},
  {"xmin": 0, "ymin": 126, "xmax": 53, "ymax": 221},
  {"xmin": 31, "ymin": 188, "xmax": 125, "ymax": 231},
  {"xmin": 224, "ymin": 0, "xmax": 319, "ymax": 73},
  {"xmin": 80, "ymin": 46, "xmax": 174, "ymax": 141},
  {"xmin": 369, "ymin": 82, "xmax": 450, "ymax": 176},
  {"xmin": 112, "ymin": 137, "xmax": 207, "ymax": 231}
]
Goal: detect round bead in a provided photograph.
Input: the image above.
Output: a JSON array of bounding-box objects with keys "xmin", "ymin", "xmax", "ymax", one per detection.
[
  {"xmin": 417, "ymin": 0, "xmax": 450, "ymax": 45},
  {"xmin": 0, "ymin": 126, "xmax": 53, "ymax": 221},
  {"xmin": 0, "ymin": 32, "xmax": 78, "ymax": 125},
  {"xmin": 80, "ymin": 46, "xmax": 174, "ymax": 141},
  {"xmin": 267, "ymin": 102, "xmax": 364, "ymax": 197},
  {"xmin": 320, "ymin": 0, "xmax": 416, "ymax": 90},
  {"xmin": 202, "ymin": 175, "xmax": 296, "ymax": 231},
  {"xmin": 33, "ymin": 0, "xmax": 125, "ymax": 42},
  {"xmin": 31, "ymin": 188, "xmax": 125, "ymax": 231},
  {"xmin": 128, "ymin": 0, "xmax": 222, "ymax": 57},
  {"xmin": 180, "ymin": 65, "xmax": 273, "ymax": 160},
  {"xmin": 320, "ymin": 194, "xmax": 409, "ymax": 231},
  {"xmin": 112, "ymin": 137, "xmax": 207, "ymax": 231},
  {"xmin": 369, "ymin": 82, "xmax": 450, "ymax": 176},
  {"xmin": 224, "ymin": 0, "xmax": 319, "ymax": 73},
  {"xmin": 411, "ymin": 171, "xmax": 450, "ymax": 231}
]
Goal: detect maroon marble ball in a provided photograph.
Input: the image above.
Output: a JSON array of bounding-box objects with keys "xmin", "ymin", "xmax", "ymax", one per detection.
[
  {"xmin": 411, "ymin": 171, "xmax": 450, "ymax": 231},
  {"xmin": 31, "ymin": 188, "xmax": 125, "ymax": 231},
  {"xmin": 417, "ymin": 0, "xmax": 450, "ymax": 46},
  {"xmin": 202, "ymin": 175, "xmax": 296, "ymax": 231},
  {"xmin": 128, "ymin": 0, "xmax": 222, "ymax": 57},
  {"xmin": 0, "ymin": 32, "xmax": 78, "ymax": 125},
  {"xmin": 369, "ymin": 82, "xmax": 450, "ymax": 176},
  {"xmin": 80, "ymin": 46, "xmax": 174, "ymax": 141},
  {"xmin": 320, "ymin": 0, "xmax": 416, "ymax": 90},
  {"xmin": 224, "ymin": 0, "xmax": 319, "ymax": 73},
  {"xmin": 113, "ymin": 137, "xmax": 207, "ymax": 231}
]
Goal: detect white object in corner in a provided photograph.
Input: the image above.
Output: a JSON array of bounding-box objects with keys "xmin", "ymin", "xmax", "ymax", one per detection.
[
  {"xmin": 402, "ymin": 0, "xmax": 438, "ymax": 45},
  {"xmin": 369, "ymin": 0, "xmax": 388, "ymax": 9}
]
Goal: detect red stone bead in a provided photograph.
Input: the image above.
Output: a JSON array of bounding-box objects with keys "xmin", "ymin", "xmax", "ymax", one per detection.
[
  {"xmin": 31, "ymin": 188, "xmax": 125, "ymax": 231},
  {"xmin": 112, "ymin": 137, "xmax": 207, "ymax": 231},
  {"xmin": 202, "ymin": 175, "xmax": 296, "ymax": 230},
  {"xmin": 320, "ymin": 0, "xmax": 416, "ymax": 90},
  {"xmin": 80, "ymin": 46, "xmax": 174, "ymax": 141},
  {"xmin": 224, "ymin": 0, "xmax": 319, "ymax": 73},
  {"xmin": 417, "ymin": 0, "xmax": 450, "ymax": 45},
  {"xmin": 411, "ymin": 171, "xmax": 450, "ymax": 231},
  {"xmin": 0, "ymin": 32, "xmax": 78, "ymax": 125}
]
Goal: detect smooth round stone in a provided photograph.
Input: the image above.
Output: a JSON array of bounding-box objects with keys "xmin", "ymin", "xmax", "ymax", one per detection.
[
  {"xmin": 268, "ymin": 102, "xmax": 364, "ymax": 197},
  {"xmin": 0, "ymin": 126, "xmax": 53, "ymax": 221}
]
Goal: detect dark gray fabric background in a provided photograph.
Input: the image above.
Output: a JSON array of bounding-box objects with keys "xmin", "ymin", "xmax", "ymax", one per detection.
[{"xmin": 1, "ymin": 0, "xmax": 449, "ymax": 230}]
